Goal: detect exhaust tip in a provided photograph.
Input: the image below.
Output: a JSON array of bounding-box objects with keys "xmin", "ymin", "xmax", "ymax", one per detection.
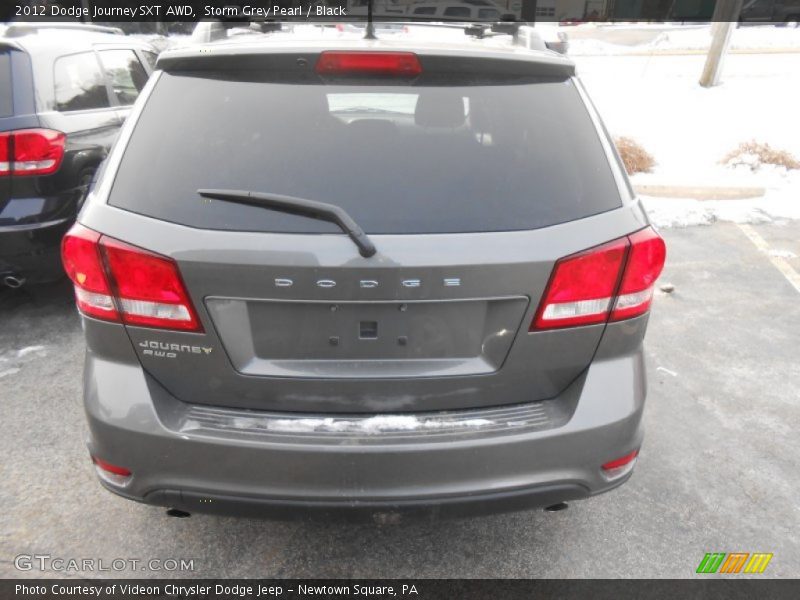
[
  {"xmin": 544, "ymin": 502, "xmax": 569, "ymax": 512},
  {"xmin": 3, "ymin": 274, "xmax": 25, "ymax": 289},
  {"xmin": 166, "ymin": 508, "xmax": 191, "ymax": 518}
]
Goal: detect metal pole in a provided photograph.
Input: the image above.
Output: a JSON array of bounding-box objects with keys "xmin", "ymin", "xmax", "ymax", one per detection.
[
  {"xmin": 699, "ymin": 0, "xmax": 745, "ymax": 88},
  {"xmin": 520, "ymin": 0, "xmax": 539, "ymax": 22}
]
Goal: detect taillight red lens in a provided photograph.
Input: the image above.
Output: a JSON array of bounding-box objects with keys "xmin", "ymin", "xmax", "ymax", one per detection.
[
  {"xmin": 92, "ymin": 456, "xmax": 132, "ymax": 477},
  {"xmin": 601, "ymin": 449, "xmax": 639, "ymax": 480},
  {"xmin": 92, "ymin": 456, "xmax": 132, "ymax": 486},
  {"xmin": 61, "ymin": 225, "xmax": 119, "ymax": 322},
  {"xmin": 315, "ymin": 51, "xmax": 422, "ymax": 77},
  {"xmin": 61, "ymin": 224, "xmax": 202, "ymax": 332},
  {"xmin": 602, "ymin": 449, "xmax": 639, "ymax": 471},
  {"xmin": 532, "ymin": 238, "xmax": 629, "ymax": 330},
  {"xmin": 610, "ymin": 228, "xmax": 667, "ymax": 321},
  {"xmin": 101, "ymin": 238, "xmax": 202, "ymax": 331},
  {"xmin": 0, "ymin": 133, "xmax": 10, "ymax": 175},
  {"xmin": 532, "ymin": 227, "xmax": 666, "ymax": 331},
  {"xmin": 7, "ymin": 128, "xmax": 66, "ymax": 176}
]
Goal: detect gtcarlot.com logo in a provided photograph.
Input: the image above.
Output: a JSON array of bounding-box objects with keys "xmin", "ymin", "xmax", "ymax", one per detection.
[
  {"xmin": 696, "ymin": 552, "xmax": 773, "ymax": 574},
  {"xmin": 14, "ymin": 554, "xmax": 195, "ymax": 573}
]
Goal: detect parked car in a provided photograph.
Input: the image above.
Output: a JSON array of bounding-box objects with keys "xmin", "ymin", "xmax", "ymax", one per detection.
[
  {"xmin": 63, "ymin": 24, "xmax": 665, "ymax": 519},
  {"xmin": 739, "ymin": 0, "xmax": 800, "ymax": 23},
  {"xmin": 0, "ymin": 23, "xmax": 156, "ymax": 287},
  {"xmin": 406, "ymin": 0, "xmax": 510, "ymax": 20}
]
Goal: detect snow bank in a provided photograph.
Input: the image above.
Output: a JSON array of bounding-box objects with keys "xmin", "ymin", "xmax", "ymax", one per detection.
[
  {"xmin": 569, "ymin": 24, "xmax": 800, "ymax": 56},
  {"xmin": 642, "ymin": 187, "xmax": 800, "ymax": 228}
]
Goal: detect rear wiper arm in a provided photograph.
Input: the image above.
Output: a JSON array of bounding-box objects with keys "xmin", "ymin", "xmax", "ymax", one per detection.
[{"xmin": 197, "ymin": 189, "xmax": 377, "ymax": 258}]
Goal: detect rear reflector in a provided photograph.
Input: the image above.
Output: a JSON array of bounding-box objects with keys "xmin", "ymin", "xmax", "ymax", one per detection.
[
  {"xmin": 0, "ymin": 129, "xmax": 66, "ymax": 176},
  {"xmin": 601, "ymin": 449, "xmax": 639, "ymax": 480},
  {"xmin": 315, "ymin": 51, "xmax": 422, "ymax": 77},
  {"xmin": 61, "ymin": 224, "xmax": 202, "ymax": 332},
  {"xmin": 532, "ymin": 227, "xmax": 665, "ymax": 330},
  {"xmin": 92, "ymin": 456, "xmax": 132, "ymax": 486}
]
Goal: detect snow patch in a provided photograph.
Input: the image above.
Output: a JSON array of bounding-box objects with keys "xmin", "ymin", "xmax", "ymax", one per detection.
[
  {"xmin": 641, "ymin": 189, "xmax": 800, "ymax": 229},
  {"xmin": 768, "ymin": 249, "xmax": 798, "ymax": 259},
  {"xmin": 17, "ymin": 345, "xmax": 47, "ymax": 358}
]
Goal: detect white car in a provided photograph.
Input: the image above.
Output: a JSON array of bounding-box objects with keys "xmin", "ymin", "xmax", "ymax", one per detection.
[{"xmin": 406, "ymin": 1, "xmax": 511, "ymax": 20}]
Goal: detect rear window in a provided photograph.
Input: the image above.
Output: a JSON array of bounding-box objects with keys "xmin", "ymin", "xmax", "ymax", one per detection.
[
  {"xmin": 109, "ymin": 72, "xmax": 622, "ymax": 234},
  {"xmin": 444, "ymin": 7, "xmax": 471, "ymax": 17},
  {"xmin": 0, "ymin": 51, "xmax": 12, "ymax": 117}
]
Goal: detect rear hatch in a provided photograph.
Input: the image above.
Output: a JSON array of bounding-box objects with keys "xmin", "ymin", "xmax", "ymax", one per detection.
[{"xmin": 102, "ymin": 48, "xmax": 629, "ymax": 413}]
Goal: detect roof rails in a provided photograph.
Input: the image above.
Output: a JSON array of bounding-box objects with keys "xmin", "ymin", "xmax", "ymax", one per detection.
[
  {"xmin": 2, "ymin": 22, "xmax": 124, "ymax": 38},
  {"xmin": 461, "ymin": 22, "xmax": 548, "ymax": 52},
  {"xmin": 463, "ymin": 21, "xmax": 520, "ymax": 39}
]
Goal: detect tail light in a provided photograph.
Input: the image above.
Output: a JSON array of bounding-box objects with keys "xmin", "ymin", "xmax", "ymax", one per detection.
[
  {"xmin": 61, "ymin": 224, "xmax": 202, "ymax": 332},
  {"xmin": 0, "ymin": 129, "xmax": 65, "ymax": 176},
  {"xmin": 315, "ymin": 51, "xmax": 422, "ymax": 77},
  {"xmin": 532, "ymin": 227, "xmax": 665, "ymax": 330},
  {"xmin": 601, "ymin": 449, "xmax": 639, "ymax": 480},
  {"xmin": 0, "ymin": 133, "xmax": 9, "ymax": 175},
  {"xmin": 610, "ymin": 228, "xmax": 667, "ymax": 321},
  {"xmin": 61, "ymin": 226, "xmax": 119, "ymax": 322}
]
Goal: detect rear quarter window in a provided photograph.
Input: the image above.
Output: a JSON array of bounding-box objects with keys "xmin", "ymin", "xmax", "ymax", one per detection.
[
  {"xmin": 108, "ymin": 72, "xmax": 622, "ymax": 234},
  {"xmin": 0, "ymin": 51, "xmax": 12, "ymax": 116},
  {"xmin": 98, "ymin": 49, "xmax": 149, "ymax": 106},
  {"xmin": 54, "ymin": 52, "xmax": 110, "ymax": 112}
]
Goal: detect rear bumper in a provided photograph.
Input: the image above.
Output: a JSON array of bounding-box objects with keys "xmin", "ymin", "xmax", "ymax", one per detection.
[
  {"xmin": 0, "ymin": 215, "xmax": 73, "ymax": 284},
  {"xmin": 83, "ymin": 320, "xmax": 647, "ymax": 519},
  {"xmin": 134, "ymin": 482, "xmax": 600, "ymax": 521}
]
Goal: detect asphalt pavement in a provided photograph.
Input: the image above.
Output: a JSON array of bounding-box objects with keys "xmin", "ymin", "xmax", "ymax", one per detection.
[{"xmin": 1, "ymin": 221, "xmax": 798, "ymax": 578}]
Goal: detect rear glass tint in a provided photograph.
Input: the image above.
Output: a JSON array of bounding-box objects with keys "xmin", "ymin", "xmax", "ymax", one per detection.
[
  {"xmin": 0, "ymin": 52, "xmax": 12, "ymax": 117},
  {"xmin": 109, "ymin": 72, "xmax": 622, "ymax": 234}
]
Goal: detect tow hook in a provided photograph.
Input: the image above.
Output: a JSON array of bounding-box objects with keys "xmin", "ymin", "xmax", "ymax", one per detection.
[
  {"xmin": 544, "ymin": 502, "xmax": 569, "ymax": 512},
  {"xmin": 165, "ymin": 508, "xmax": 191, "ymax": 518}
]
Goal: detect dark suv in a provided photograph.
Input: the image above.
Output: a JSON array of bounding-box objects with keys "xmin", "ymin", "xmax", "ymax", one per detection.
[
  {"xmin": 0, "ymin": 24, "xmax": 155, "ymax": 287},
  {"xmin": 63, "ymin": 24, "xmax": 665, "ymax": 519}
]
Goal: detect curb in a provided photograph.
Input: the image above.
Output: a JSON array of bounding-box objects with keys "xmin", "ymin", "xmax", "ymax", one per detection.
[
  {"xmin": 634, "ymin": 185, "xmax": 766, "ymax": 200},
  {"xmin": 572, "ymin": 48, "xmax": 800, "ymax": 57}
]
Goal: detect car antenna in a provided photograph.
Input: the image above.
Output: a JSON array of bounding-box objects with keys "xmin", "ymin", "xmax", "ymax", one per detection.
[{"xmin": 364, "ymin": 0, "xmax": 377, "ymax": 40}]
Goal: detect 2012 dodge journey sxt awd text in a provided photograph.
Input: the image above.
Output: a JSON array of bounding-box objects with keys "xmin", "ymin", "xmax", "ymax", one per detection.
[{"xmin": 61, "ymin": 23, "xmax": 666, "ymax": 519}]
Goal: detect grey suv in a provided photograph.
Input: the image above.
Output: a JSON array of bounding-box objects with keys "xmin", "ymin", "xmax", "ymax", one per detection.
[{"xmin": 62, "ymin": 24, "xmax": 665, "ymax": 519}]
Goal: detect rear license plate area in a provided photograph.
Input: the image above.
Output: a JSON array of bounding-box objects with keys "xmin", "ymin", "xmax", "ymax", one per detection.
[{"xmin": 248, "ymin": 301, "xmax": 485, "ymax": 360}]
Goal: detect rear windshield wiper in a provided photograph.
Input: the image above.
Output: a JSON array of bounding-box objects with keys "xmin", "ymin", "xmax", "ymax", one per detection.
[{"xmin": 197, "ymin": 189, "xmax": 377, "ymax": 258}]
